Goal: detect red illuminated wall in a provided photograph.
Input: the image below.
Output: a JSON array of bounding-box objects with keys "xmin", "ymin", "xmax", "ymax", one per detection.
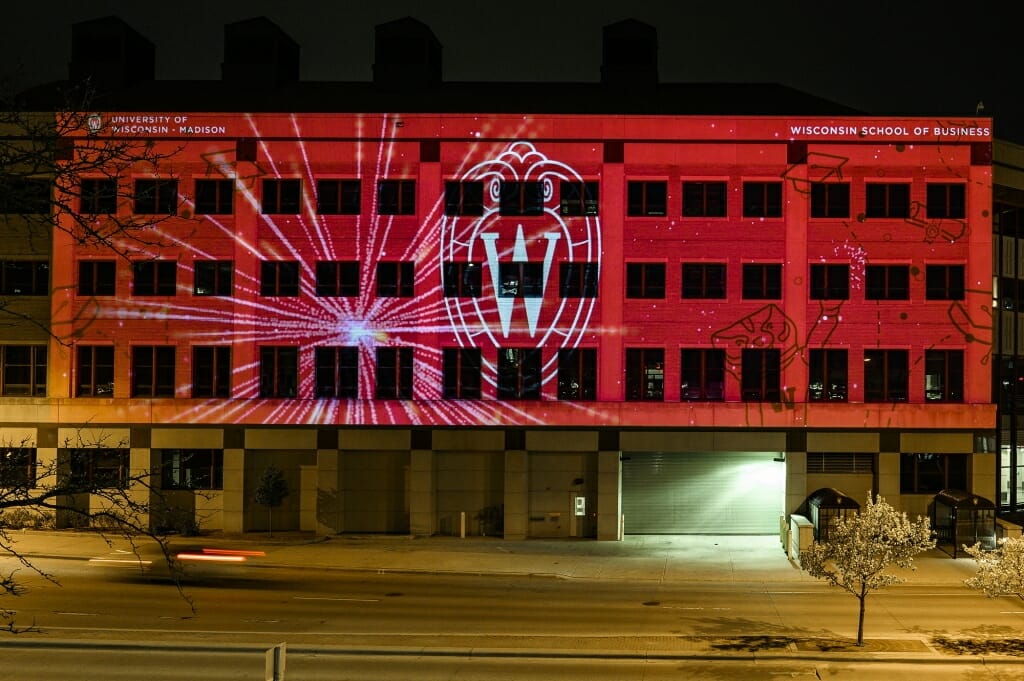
[{"xmin": 50, "ymin": 113, "xmax": 994, "ymax": 429}]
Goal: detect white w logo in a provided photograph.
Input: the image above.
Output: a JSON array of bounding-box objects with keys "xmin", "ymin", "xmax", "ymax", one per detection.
[{"xmin": 481, "ymin": 225, "xmax": 561, "ymax": 338}]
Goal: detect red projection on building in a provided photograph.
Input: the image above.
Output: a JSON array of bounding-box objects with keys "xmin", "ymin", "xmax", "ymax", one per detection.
[{"xmin": 51, "ymin": 113, "xmax": 994, "ymax": 429}]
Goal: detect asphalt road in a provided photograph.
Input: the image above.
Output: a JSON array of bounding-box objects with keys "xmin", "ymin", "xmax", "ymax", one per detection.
[
  {"xmin": 5, "ymin": 553, "xmax": 1024, "ymax": 679},
  {"xmin": 3, "ymin": 554, "xmax": 1023, "ymax": 643}
]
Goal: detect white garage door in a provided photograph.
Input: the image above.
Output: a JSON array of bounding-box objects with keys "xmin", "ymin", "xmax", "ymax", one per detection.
[{"xmin": 622, "ymin": 451, "xmax": 785, "ymax": 534}]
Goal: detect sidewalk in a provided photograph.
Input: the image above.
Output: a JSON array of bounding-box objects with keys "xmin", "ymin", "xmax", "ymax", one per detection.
[{"xmin": 5, "ymin": 529, "xmax": 983, "ymax": 584}]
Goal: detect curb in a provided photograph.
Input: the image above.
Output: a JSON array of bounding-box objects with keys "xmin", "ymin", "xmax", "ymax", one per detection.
[{"xmin": 2, "ymin": 638, "xmax": 1023, "ymax": 664}]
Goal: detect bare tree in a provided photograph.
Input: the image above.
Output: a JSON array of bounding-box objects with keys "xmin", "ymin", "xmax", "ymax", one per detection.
[
  {"xmin": 1, "ymin": 78, "xmax": 186, "ymax": 250},
  {"xmin": 1, "ymin": 77, "xmax": 190, "ymax": 341},
  {"xmin": 799, "ymin": 492, "xmax": 935, "ymax": 645},
  {"xmin": 0, "ymin": 429, "xmax": 202, "ymax": 632},
  {"xmin": 964, "ymin": 537, "xmax": 1024, "ymax": 599}
]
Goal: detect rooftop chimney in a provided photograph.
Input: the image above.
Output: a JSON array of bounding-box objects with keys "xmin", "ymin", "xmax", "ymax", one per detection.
[
  {"xmin": 373, "ymin": 17, "xmax": 442, "ymax": 89},
  {"xmin": 601, "ymin": 19, "xmax": 658, "ymax": 89},
  {"xmin": 221, "ymin": 17, "xmax": 300, "ymax": 87},
  {"xmin": 69, "ymin": 16, "xmax": 155, "ymax": 92}
]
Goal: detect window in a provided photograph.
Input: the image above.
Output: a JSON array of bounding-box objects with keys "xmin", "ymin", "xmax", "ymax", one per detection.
[
  {"xmin": 925, "ymin": 264, "xmax": 965, "ymax": 300},
  {"xmin": 809, "ymin": 264, "xmax": 849, "ymax": 300},
  {"xmin": 315, "ymin": 346, "xmax": 359, "ymax": 398},
  {"xmin": 259, "ymin": 347, "xmax": 298, "ymax": 398},
  {"xmin": 865, "ymin": 183, "xmax": 910, "ymax": 218},
  {"xmin": 626, "ymin": 348, "xmax": 664, "ymax": 401},
  {"xmin": 925, "ymin": 350, "xmax": 964, "ymax": 402},
  {"xmin": 0, "ymin": 260, "xmax": 48, "ymax": 295},
  {"xmin": 194, "ymin": 179, "xmax": 234, "ymax": 215},
  {"xmin": 865, "ymin": 264, "xmax": 910, "ymax": 300},
  {"xmin": 806, "ymin": 453, "xmax": 874, "ymax": 474},
  {"xmin": 627, "ymin": 181, "xmax": 667, "ymax": 216},
  {"xmin": 443, "ymin": 347, "xmax": 482, "ymax": 399},
  {"xmin": 560, "ymin": 181, "xmax": 599, "ymax": 216},
  {"xmin": 742, "ymin": 181, "xmax": 783, "ymax": 217},
  {"xmin": 0, "ymin": 447, "xmax": 36, "ymax": 488},
  {"xmin": 377, "ymin": 261, "xmax": 414, "ymax": 297},
  {"xmin": 742, "ymin": 263, "xmax": 782, "ymax": 299},
  {"xmin": 377, "ymin": 179, "xmax": 415, "ymax": 215},
  {"xmin": 901, "ymin": 453, "xmax": 967, "ymax": 494},
  {"xmin": 499, "ymin": 181, "xmax": 544, "ymax": 216},
  {"xmin": 261, "ymin": 179, "xmax": 301, "ymax": 214},
  {"xmin": 1, "ymin": 345, "xmax": 46, "ymax": 396},
  {"xmin": 133, "ymin": 178, "xmax": 178, "ymax": 214},
  {"xmin": 558, "ymin": 348, "xmax": 596, "ymax": 400},
  {"xmin": 131, "ymin": 346, "xmax": 175, "ymax": 397},
  {"xmin": 0, "ymin": 176, "xmax": 49, "ymax": 214},
  {"xmin": 499, "ymin": 262, "xmax": 543, "ymax": 298},
  {"xmin": 77, "ymin": 346, "xmax": 114, "ymax": 396},
  {"xmin": 444, "ymin": 181, "xmax": 484, "ymax": 216},
  {"xmin": 682, "ymin": 181, "xmax": 727, "ymax": 217},
  {"xmin": 998, "ymin": 276, "xmax": 1024, "ymax": 311},
  {"xmin": 160, "ymin": 449, "xmax": 223, "ymax": 490},
  {"xmin": 80, "ymin": 178, "xmax": 117, "ymax": 213},
  {"xmin": 443, "ymin": 262, "xmax": 482, "ymax": 297},
  {"xmin": 926, "ymin": 183, "xmax": 966, "ymax": 219},
  {"xmin": 742, "ymin": 349, "xmax": 781, "ymax": 401},
  {"xmin": 316, "ymin": 179, "xmax": 360, "ymax": 215},
  {"xmin": 559, "ymin": 262, "xmax": 599, "ymax": 298},
  {"xmin": 626, "ymin": 263, "xmax": 665, "ymax": 298},
  {"xmin": 316, "ymin": 261, "xmax": 359, "ymax": 297},
  {"xmin": 864, "ymin": 349, "xmax": 908, "ymax": 402},
  {"xmin": 193, "ymin": 260, "xmax": 232, "ymax": 296},
  {"xmin": 680, "ymin": 349, "xmax": 725, "ymax": 400},
  {"xmin": 375, "ymin": 347, "xmax": 413, "ymax": 399},
  {"xmin": 682, "ymin": 263, "xmax": 726, "ymax": 299},
  {"xmin": 69, "ymin": 448, "xmax": 128, "ymax": 488},
  {"xmin": 810, "ymin": 183, "xmax": 850, "ymax": 218},
  {"xmin": 497, "ymin": 348, "xmax": 541, "ymax": 399},
  {"xmin": 78, "ymin": 260, "xmax": 116, "ymax": 296},
  {"xmin": 132, "ymin": 260, "xmax": 177, "ymax": 296},
  {"xmin": 808, "ymin": 349, "xmax": 847, "ymax": 401},
  {"xmin": 261, "ymin": 261, "xmax": 300, "ymax": 296},
  {"xmin": 192, "ymin": 346, "xmax": 231, "ymax": 398}
]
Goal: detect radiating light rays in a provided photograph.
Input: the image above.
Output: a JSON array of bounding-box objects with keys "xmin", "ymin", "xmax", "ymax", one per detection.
[{"xmin": 88, "ymin": 120, "xmax": 614, "ymax": 426}]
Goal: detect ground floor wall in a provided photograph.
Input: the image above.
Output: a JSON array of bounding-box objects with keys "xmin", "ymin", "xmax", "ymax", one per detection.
[{"xmin": 0, "ymin": 425, "xmax": 995, "ymax": 540}]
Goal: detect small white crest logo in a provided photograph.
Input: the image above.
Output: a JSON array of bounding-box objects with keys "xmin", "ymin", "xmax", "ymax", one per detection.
[{"xmin": 86, "ymin": 114, "xmax": 102, "ymax": 133}]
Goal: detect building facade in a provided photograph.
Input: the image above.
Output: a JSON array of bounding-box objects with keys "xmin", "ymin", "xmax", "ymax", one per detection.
[{"xmin": 0, "ymin": 17, "xmax": 997, "ymax": 538}]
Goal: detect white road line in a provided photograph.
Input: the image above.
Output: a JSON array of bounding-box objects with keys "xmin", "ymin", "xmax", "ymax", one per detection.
[{"xmin": 293, "ymin": 596, "xmax": 380, "ymax": 602}]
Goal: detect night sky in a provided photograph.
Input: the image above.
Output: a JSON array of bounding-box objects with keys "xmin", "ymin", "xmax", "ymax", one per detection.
[{"xmin": 3, "ymin": 0, "xmax": 1020, "ymax": 143}]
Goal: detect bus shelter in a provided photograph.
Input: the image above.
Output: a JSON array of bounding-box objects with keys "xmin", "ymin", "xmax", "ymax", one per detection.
[
  {"xmin": 929, "ymin": 489, "xmax": 997, "ymax": 558},
  {"xmin": 804, "ymin": 488, "xmax": 860, "ymax": 542}
]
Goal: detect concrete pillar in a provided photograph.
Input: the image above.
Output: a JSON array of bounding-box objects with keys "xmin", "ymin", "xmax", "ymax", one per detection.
[
  {"xmin": 299, "ymin": 464, "xmax": 317, "ymax": 531},
  {"xmin": 973, "ymin": 452, "xmax": 997, "ymax": 502},
  {"xmin": 504, "ymin": 449, "xmax": 529, "ymax": 540},
  {"xmin": 221, "ymin": 448, "xmax": 246, "ymax": 532},
  {"xmin": 128, "ymin": 447, "xmax": 152, "ymax": 530},
  {"xmin": 877, "ymin": 451, "xmax": 901, "ymax": 505},
  {"xmin": 315, "ymin": 449, "xmax": 342, "ymax": 535},
  {"xmin": 409, "ymin": 449, "xmax": 436, "ymax": 536},
  {"xmin": 784, "ymin": 450, "xmax": 807, "ymax": 517},
  {"xmin": 597, "ymin": 450, "xmax": 622, "ymax": 540}
]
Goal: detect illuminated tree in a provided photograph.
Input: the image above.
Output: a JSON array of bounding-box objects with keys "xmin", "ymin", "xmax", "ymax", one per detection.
[
  {"xmin": 964, "ymin": 537, "xmax": 1024, "ymax": 599},
  {"xmin": 254, "ymin": 465, "xmax": 289, "ymax": 538},
  {"xmin": 799, "ymin": 492, "xmax": 935, "ymax": 645}
]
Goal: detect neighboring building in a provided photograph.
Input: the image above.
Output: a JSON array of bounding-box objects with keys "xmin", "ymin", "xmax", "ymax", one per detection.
[
  {"xmin": 0, "ymin": 16, "xmax": 996, "ymax": 538},
  {"xmin": 993, "ymin": 140, "xmax": 1024, "ymax": 512}
]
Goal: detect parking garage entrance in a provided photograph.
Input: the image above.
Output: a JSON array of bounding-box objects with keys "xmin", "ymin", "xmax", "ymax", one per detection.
[{"xmin": 621, "ymin": 451, "xmax": 786, "ymax": 534}]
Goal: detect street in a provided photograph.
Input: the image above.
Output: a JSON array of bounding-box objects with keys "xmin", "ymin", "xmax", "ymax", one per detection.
[{"xmin": 4, "ymin": 551, "xmax": 1024, "ymax": 678}]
